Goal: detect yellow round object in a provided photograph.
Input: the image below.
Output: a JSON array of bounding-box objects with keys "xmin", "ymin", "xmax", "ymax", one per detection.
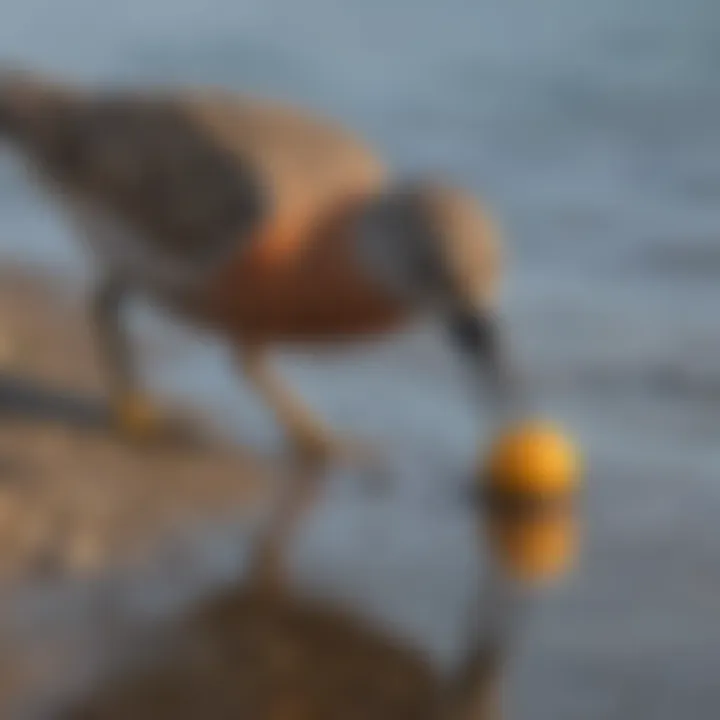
[
  {"xmin": 485, "ymin": 509, "xmax": 579, "ymax": 585},
  {"xmin": 482, "ymin": 420, "xmax": 581, "ymax": 497}
]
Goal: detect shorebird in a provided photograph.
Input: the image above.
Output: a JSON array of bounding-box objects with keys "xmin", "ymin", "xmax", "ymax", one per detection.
[{"xmin": 0, "ymin": 68, "xmax": 512, "ymax": 463}]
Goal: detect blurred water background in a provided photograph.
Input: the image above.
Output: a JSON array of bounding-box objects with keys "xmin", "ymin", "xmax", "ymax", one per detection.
[{"xmin": 2, "ymin": 0, "xmax": 720, "ymax": 717}]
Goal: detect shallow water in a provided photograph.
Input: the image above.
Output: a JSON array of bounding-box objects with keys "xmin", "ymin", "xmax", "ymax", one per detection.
[{"xmin": 2, "ymin": 0, "xmax": 720, "ymax": 717}]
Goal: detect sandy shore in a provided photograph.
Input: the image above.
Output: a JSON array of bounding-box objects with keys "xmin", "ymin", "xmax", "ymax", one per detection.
[{"xmin": 0, "ymin": 266, "xmax": 274, "ymax": 580}]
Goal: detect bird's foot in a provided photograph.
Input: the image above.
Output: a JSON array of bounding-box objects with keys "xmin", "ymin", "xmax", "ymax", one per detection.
[
  {"xmin": 287, "ymin": 423, "xmax": 388, "ymax": 488},
  {"xmin": 110, "ymin": 393, "xmax": 191, "ymax": 446}
]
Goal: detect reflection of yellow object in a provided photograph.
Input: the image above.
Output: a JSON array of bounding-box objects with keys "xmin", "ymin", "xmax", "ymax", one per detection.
[
  {"xmin": 486, "ymin": 509, "xmax": 579, "ymax": 585},
  {"xmin": 483, "ymin": 421, "xmax": 581, "ymax": 498}
]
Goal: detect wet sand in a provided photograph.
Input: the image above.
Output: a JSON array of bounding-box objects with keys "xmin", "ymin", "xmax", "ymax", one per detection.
[{"xmin": 0, "ymin": 267, "xmax": 271, "ymax": 581}]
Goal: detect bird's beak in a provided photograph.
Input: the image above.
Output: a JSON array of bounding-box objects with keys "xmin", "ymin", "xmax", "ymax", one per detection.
[{"xmin": 448, "ymin": 307, "xmax": 520, "ymax": 419}]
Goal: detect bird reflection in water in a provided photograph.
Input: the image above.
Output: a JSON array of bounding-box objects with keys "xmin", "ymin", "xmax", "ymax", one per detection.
[{"xmin": 63, "ymin": 454, "xmax": 580, "ymax": 720}]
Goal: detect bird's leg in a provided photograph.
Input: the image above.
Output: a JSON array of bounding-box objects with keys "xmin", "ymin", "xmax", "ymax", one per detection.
[
  {"xmin": 239, "ymin": 342, "xmax": 387, "ymax": 473},
  {"xmin": 90, "ymin": 276, "xmax": 171, "ymax": 443},
  {"xmin": 239, "ymin": 344, "xmax": 336, "ymax": 591},
  {"xmin": 239, "ymin": 343, "xmax": 348, "ymax": 466}
]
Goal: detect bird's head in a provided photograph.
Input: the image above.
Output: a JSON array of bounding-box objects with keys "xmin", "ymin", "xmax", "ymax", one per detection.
[{"xmin": 355, "ymin": 179, "xmax": 520, "ymax": 420}]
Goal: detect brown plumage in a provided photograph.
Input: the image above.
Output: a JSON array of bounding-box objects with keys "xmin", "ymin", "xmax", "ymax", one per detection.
[{"xmin": 0, "ymin": 67, "xmax": 510, "ymax": 462}]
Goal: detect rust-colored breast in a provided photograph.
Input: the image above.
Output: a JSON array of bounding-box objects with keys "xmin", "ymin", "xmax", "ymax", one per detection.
[{"xmin": 202, "ymin": 200, "xmax": 410, "ymax": 345}]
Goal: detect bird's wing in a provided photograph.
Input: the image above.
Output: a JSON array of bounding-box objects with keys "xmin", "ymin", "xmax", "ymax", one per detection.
[
  {"xmin": 4, "ymin": 77, "xmax": 385, "ymax": 267},
  {"xmin": 183, "ymin": 92, "xmax": 386, "ymax": 226},
  {"xmin": 22, "ymin": 92, "xmax": 268, "ymax": 267}
]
